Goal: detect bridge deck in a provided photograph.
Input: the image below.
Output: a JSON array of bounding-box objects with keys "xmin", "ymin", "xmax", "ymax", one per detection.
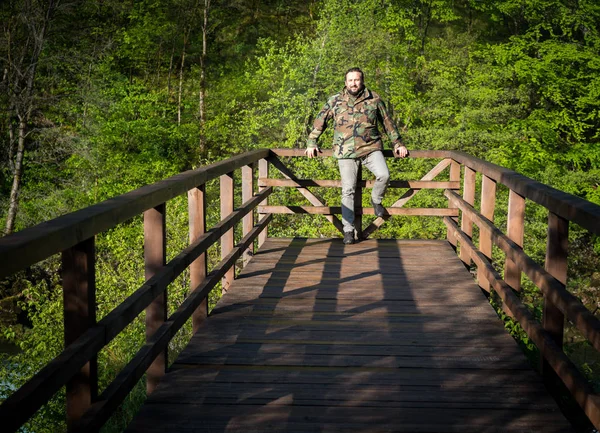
[{"xmin": 127, "ymin": 238, "xmax": 572, "ymax": 432}]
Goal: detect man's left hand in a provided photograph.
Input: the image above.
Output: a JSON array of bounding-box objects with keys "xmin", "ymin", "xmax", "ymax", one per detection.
[{"xmin": 394, "ymin": 145, "xmax": 408, "ymax": 158}]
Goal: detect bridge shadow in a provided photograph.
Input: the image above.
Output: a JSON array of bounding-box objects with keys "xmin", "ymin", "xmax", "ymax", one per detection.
[{"xmin": 126, "ymin": 237, "xmax": 574, "ymax": 432}]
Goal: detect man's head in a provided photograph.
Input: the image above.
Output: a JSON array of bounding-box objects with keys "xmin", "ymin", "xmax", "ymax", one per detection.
[{"xmin": 345, "ymin": 67, "xmax": 364, "ymax": 96}]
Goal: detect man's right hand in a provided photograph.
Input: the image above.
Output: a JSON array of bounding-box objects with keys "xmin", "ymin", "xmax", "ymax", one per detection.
[{"xmin": 305, "ymin": 147, "xmax": 320, "ymax": 158}]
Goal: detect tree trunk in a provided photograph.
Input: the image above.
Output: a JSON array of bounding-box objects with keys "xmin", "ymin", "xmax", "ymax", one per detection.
[
  {"xmin": 4, "ymin": 0, "xmax": 57, "ymax": 235},
  {"xmin": 167, "ymin": 43, "xmax": 175, "ymax": 106},
  {"xmin": 5, "ymin": 117, "xmax": 27, "ymax": 235},
  {"xmin": 177, "ymin": 30, "xmax": 188, "ymax": 126},
  {"xmin": 301, "ymin": 31, "xmax": 327, "ymax": 146},
  {"xmin": 198, "ymin": 0, "xmax": 210, "ymax": 154}
]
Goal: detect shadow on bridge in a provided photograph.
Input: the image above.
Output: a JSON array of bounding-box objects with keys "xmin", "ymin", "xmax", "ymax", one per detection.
[{"xmin": 126, "ymin": 237, "xmax": 573, "ymax": 432}]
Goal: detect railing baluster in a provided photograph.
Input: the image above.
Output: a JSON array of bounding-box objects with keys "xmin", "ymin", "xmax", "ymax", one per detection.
[
  {"xmin": 188, "ymin": 185, "xmax": 207, "ymax": 333},
  {"xmin": 542, "ymin": 211, "xmax": 568, "ymax": 382},
  {"xmin": 258, "ymin": 158, "xmax": 269, "ymax": 247},
  {"xmin": 242, "ymin": 164, "xmax": 255, "ymax": 266},
  {"xmin": 220, "ymin": 172, "xmax": 235, "ymax": 292},
  {"xmin": 62, "ymin": 237, "xmax": 97, "ymax": 429},
  {"xmin": 478, "ymin": 175, "xmax": 497, "ymax": 292},
  {"xmin": 505, "ymin": 190, "xmax": 525, "ymax": 292},
  {"xmin": 447, "ymin": 161, "xmax": 461, "ymax": 249},
  {"xmin": 355, "ymin": 165, "xmax": 363, "ymax": 240},
  {"xmin": 144, "ymin": 203, "xmax": 167, "ymax": 394},
  {"xmin": 460, "ymin": 166, "xmax": 476, "ymax": 265}
]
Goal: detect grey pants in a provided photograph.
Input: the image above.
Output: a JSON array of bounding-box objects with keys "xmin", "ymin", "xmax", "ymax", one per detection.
[{"xmin": 338, "ymin": 150, "xmax": 390, "ymax": 234}]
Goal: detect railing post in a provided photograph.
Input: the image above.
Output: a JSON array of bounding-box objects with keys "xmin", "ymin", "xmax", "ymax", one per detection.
[
  {"xmin": 505, "ymin": 190, "xmax": 525, "ymax": 292},
  {"xmin": 258, "ymin": 159, "xmax": 268, "ymax": 247},
  {"xmin": 478, "ymin": 174, "xmax": 496, "ymax": 292},
  {"xmin": 242, "ymin": 164, "xmax": 255, "ymax": 266},
  {"xmin": 188, "ymin": 185, "xmax": 207, "ymax": 333},
  {"xmin": 541, "ymin": 212, "xmax": 568, "ymax": 382},
  {"xmin": 460, "ymin": 166, "xmax": 476, "ymax": 265},
  {"xmin": 355, "ymin": 164, "xmax": 363, "ymax": 240},
  {"xmin": 221, "ymin": 172, "xmax": 235, "ymax": 292},
  {"xmin": 144, "ymin": 203, "xmax": 167, "ymax": 394},
  {"xmin": 446, "ymin": 161, "xmax": 461, "ymax": 249},
  {"xmin": 62, "ymin": 237, "xmax": 97, "ymax": 429}
]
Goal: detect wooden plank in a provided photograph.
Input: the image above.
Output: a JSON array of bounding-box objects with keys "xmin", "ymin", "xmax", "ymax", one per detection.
[
  {"xmin": 542, "ymin": 212, "xmax": 568, "ymax": 383},
  {"xmin": 258, "ymin": 158, "xmax": 269, "ymax": 247},
  {"xmin": 144, "ymin": 204, "xmax": 167, "ymax": 394},
  {"xmin": 127, "ymin": 404, "xmax": 571, "ymax": 433},
  {"xmin": 144, "ymin": 379, "xmax": 555, "ymax": 407},
  {"xmin": 460, "ymin": 166, "xmax": 476, "ymax": 264},
  {"xmin": 164, "ymin": 365, "xmax": 548, "ymax": 388},
  {"xmin": 187, "ymin": 185, "xmax": 208, "ymax": 332},
  {"xmin": 220, "ymin": 172, "xmax": 235, "ymax": 292},
  {"xmin": 242, "ymin": 164, "xmax": 255, "ymax": 266},
  {"xmin": 62, "ymin": 237, "xmax": 98, "ymax": 427},
  {"xmin": 271, "ymin": 149, "xmax": 456, "ymax": 159},
  {"xmin": 478, "ymin": 175, "xmax": 496, "ymax": 292},
  {"xmin": 259, "ymin": 205, "xmax": 458, "ymax": 217},
  {"xmin": 505, "ymin": 190, "xmax": 525, "ymax": 292},
  {"xmin": 259, "ymin": 179, "xmax": 460, "ymax": 189},
  {"xmin": 125, "ymin": 237, "xmax": 572, "ymax": 433},
  {"xmin": 446, "ymin": 160, "xmax": 461, "ymax": 248}
]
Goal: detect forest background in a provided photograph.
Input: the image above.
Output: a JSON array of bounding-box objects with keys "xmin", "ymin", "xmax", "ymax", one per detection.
[{"xmin": 1, "ymin": 0, "xmax": 600, "ymax": 431}]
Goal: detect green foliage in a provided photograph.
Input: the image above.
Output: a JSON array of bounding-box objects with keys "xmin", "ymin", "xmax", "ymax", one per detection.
[{"xmin": 2, "ymin": 0, "xmax": 600, "ymax": 431}]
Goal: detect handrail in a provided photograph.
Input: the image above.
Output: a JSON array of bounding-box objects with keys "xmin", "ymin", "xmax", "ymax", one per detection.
[
  {"xmin": 449, "ymin": 150, "xmax": 600, "ymax": 235},
  {"xmin": 445, "ymin": 190, "xmax": 600, "ymax": 352},
  {"xmin": 0, "ymin": 149, "xmax": 270, "ymax": 279}
]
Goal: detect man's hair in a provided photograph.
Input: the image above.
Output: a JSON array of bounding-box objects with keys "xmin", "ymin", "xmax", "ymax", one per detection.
[{"xmin": 345, "ymin": 67, "xmax": 364, "ymax": 81}]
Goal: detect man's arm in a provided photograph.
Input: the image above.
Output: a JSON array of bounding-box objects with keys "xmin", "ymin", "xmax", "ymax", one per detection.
[
  {"xmin": 305, "ymin": 100, "xmax": 333, "ymax": 158},
  {"xmin": 377, "ymin": 100, "xmax": 408, "ymax": 158}
]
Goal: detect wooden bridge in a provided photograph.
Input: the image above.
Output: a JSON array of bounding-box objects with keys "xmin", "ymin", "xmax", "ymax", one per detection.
[{"xmin": 1, "ymin": 149, "xmax": 599, "ymax": 432}]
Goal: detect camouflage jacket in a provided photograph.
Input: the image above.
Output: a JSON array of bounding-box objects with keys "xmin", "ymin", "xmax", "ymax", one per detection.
[{"xmin": 307, "ymin": 87, "xmax": 403, "ymax": 159}]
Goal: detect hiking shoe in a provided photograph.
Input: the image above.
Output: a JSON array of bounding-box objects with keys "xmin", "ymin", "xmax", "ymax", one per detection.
[
  {"xmin": 372, "ymin": 199, "xmax": 385, "ymax": 217},
  {"xmin": 343, "ymin": 231, "xmax": 354, "ymax": 245}
]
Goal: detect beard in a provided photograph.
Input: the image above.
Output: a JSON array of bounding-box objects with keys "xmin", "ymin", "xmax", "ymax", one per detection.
[{"xmin": 347, "ymin": 85, "xmax": 364, "ymax": 97}]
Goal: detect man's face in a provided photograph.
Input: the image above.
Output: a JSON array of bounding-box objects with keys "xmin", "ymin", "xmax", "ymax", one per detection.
[{"xmin": 345, "ymin": 71, "xmax": 364, "ymax": 96}]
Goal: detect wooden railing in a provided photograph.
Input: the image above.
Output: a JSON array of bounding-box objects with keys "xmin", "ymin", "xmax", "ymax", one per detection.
[
  {"xmin": 0, "ymin": 149, "xmax": 272, "ymax": 432},
  {"xmin": 1, "ymin": 148, "xmax": 600, "ymax": 431},
  {"xmin": 440, "ymin": 151, "xmax": 600, "ymax": 429}
]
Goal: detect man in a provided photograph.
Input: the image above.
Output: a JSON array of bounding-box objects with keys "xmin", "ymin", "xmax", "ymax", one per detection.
[{"xmin": 305, "ymin": 67, "xmax": 408, "ymax": 244}]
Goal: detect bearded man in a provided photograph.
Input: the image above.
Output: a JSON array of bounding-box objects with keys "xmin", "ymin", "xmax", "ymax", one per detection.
[{"xmin": 305, "ymin": 67, "xmax": 408, "ymax": 244}]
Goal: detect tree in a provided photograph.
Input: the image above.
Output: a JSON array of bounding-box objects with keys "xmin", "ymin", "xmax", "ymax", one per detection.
[{"xmin": 1, "ymin": 0, "xmax": 59, "ymax": 235}]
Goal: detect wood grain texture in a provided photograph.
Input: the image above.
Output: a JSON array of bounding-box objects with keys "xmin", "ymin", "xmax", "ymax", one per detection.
[{"xmin": 126, "ymin": 238, "xmax": 572, "ymax": 433}]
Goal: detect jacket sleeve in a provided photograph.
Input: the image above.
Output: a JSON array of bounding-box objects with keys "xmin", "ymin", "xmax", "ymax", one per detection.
[
  {"xmin": 307, "ymin": 100, "xmax": 333, "ymax": 149},
  {"xmin": 377, "ymin": 99, "xmax": 403, "ymax": 149}
]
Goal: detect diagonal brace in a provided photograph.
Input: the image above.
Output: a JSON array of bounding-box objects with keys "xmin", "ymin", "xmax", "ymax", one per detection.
[
  {"xmin": 267, "ymin": 155, "xmax": 344, "ymax": 234},
  {"xmin": 363, "ymin": 158, "xmax": 453, "ymax": 238}
]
